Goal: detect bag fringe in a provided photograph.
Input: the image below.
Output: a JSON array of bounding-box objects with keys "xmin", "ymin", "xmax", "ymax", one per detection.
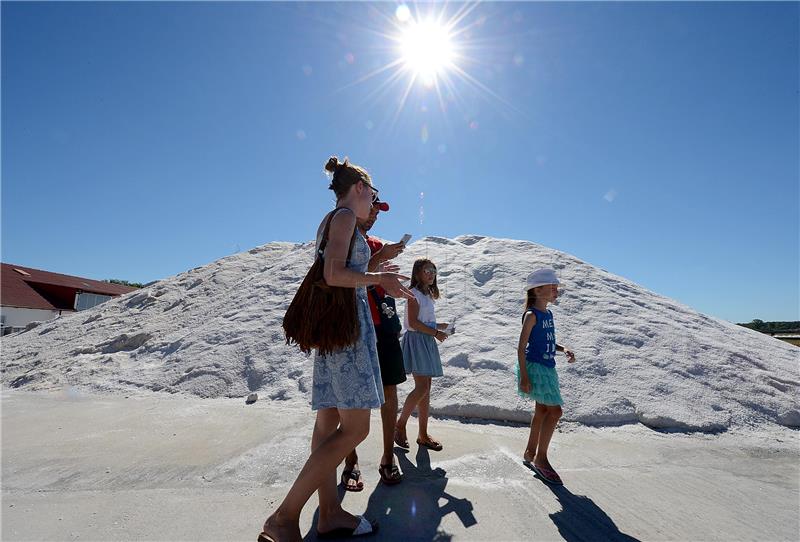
[{"xmin": 282, "ymin": 208, "xmax": 360, "ymax": 356}]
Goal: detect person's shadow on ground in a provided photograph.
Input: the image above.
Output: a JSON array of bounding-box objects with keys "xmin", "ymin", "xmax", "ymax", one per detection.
[
  {"xmin": 366, "ymin": 446, "xmax": 477, "ymax": 540},
  {"xmin": 305, "ymin": 445, "xmax": 477, "ymax": 541},
  {"xmin": 542, "ymin": 481, "xmax": 641, "ymax": 542}
]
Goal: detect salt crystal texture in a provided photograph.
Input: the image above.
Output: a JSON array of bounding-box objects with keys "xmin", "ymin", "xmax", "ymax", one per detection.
[{"xmin": 2, "ymin": 236, "xmax": 797, "ymax": 432}]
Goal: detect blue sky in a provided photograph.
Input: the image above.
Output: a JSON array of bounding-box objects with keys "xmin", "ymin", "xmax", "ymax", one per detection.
[{"xmin": 2, "ymin": 1, "xmax": 798, "ymax": 323}]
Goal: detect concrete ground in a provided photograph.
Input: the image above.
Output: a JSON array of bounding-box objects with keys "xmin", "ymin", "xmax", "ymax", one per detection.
[{"xmin": 1, "ymin": 391, "xmax": 798, "ymax": 541}]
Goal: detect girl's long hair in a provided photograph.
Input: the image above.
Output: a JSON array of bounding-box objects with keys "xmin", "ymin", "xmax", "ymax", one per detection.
[
  {"xmin": 524, "ymin": 288, "xmax": 537, "ymax": 311},
  {"xmin": 410, "ymin": 259, "xmax": 440, "ymax": 300}
]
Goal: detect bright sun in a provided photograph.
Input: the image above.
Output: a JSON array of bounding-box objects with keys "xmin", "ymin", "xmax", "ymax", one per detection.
[
  {"xmin": 345, "ymin": 3, "xmax": 503, "ymax": 123},
  {"xmin": 399, "ymin": 19, "xmax": 455, "ymax": 87}
]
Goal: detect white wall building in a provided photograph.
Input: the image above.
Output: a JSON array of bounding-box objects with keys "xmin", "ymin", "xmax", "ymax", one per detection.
[{"xmin": 1, "ymin": 263, "xmax": 137, "ymax": 335}]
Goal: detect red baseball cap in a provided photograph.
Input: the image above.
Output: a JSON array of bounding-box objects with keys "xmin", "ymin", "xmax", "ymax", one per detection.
[{"xmin": 374, "ymin": 197, "xmax": 389, "ymax": 212}]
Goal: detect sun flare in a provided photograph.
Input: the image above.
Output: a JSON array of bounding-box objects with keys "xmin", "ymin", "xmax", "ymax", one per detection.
[
  {"xmin": 340, "ymin": 3, "xmax": 511, "ymax": 126},
  {"xmin": 399, "ymin": 19, "xmax": 455, "ymax": 87}
]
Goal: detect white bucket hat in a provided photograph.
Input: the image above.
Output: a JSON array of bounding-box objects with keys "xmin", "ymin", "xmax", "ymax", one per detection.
[{"xmin": 525, "ymin": 268, "xmax": 560, "ymax": 291}]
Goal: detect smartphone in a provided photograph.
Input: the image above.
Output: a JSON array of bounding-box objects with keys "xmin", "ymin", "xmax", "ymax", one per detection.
[{"xmin": 400, "ymin": 233, "xmax": 412, "ymax": 246}]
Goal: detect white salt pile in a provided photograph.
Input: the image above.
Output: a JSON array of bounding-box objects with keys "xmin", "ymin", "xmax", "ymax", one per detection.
[{"xmin": 2, "ymin": 236, "xmax": 797, "ymax": 432}]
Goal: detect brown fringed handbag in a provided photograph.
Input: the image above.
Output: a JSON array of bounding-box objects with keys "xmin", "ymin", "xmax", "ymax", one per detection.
[{"xmin": 283, "ymin": 208, "xmax": 360, "ymax": 356}]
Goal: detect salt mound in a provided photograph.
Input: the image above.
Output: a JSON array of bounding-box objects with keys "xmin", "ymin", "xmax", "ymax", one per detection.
[{"xmin": 2, "ymin": 236, "xmax": 797, "ymax": 432}]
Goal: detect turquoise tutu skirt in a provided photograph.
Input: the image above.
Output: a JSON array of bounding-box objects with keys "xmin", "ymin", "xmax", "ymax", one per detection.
[{"xmin": 516, "ymin": 361, "xmax": 563, "ymax": 406}]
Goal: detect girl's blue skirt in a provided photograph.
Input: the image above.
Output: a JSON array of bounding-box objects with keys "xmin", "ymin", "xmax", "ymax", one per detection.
[{"xmin": 401, "ymin": 321, "xmax": 443, "ymax": 377}]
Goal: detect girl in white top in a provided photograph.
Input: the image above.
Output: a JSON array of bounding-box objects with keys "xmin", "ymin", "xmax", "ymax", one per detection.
[{"xmin": 395, "ymin": 258, "xmax": 450, "ymax": 452}]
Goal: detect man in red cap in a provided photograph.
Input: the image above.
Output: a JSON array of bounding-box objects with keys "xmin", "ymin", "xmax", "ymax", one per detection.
[{"xmin": 340, "ymin": 197, "xmax": 408, "ymax": 490}]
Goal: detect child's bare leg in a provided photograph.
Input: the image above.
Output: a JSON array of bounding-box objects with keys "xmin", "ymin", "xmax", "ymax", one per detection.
[
  {"xmin": 344, "ymin": 449, "xmax": 358, "ymax": 469},
  {"xmin": 380, "ymin": 385, "xmax": 398, "ymax": 465},
  {"xmin": 396, "ymin": 375, "xmax": 429, "ymax": 439},
  {"xmin": 534, "ymin": 405, "xmax": 562, "ymax": 468},
  {"xmin": 416, "ymin": 377, "xmax": 432, "ymax": 439},
  {"xmin": 525, "ymin": 402, "xmax": 548, "ymax": 462}
]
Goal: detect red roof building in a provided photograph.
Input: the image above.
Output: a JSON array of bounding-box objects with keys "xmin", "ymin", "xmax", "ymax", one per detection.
[{"xmin": 1, "ymin": 263, "xmax": 138, "ymax": 334}]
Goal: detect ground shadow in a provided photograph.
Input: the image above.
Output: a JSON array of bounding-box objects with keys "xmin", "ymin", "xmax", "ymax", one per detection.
[
  {"xmin": 304, "ymin": 445, "xmax": 476, "ymax": 541},
  {"xmin": 366, "ymin": 446, "xmax": 477, "ymax": 540},
  {"xmin": 543, "ymin": 481, "xmax": 640, "ymax": 542}
]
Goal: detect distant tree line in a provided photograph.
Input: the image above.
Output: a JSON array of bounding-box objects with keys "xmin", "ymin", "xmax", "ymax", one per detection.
[
  {"xmin": 104, "ymin": 279, "xmax": 144, "ymax": 289},
  {"xmin": 738, "ymin": 320, "xmax": 800, "ymax": 334}
]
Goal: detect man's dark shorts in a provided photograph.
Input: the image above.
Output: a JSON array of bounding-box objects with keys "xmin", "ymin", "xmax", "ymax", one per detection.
[{"xmin": 375, "ymin": 325, "xmax": 407, "ymax": 386}]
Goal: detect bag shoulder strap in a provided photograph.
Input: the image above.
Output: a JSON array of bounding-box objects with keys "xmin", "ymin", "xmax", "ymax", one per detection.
[
  {"xmin": 318, "ymin": 207, "xmax": 359, "ymax": 265},
  {"xmin": 368, "ymin": 286, "xmax": 382, "ymax": 304}
]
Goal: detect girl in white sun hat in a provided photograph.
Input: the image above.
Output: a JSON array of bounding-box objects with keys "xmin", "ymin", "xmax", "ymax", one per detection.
[{"xmin": 517, "ymin": 267, "xmax": 576, "ymax": 485}]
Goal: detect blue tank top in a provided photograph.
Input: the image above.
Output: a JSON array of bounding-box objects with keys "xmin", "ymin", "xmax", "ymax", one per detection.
[{"xmin": 524, "ymin": 307, "xmax": 557, "ymax": 368}]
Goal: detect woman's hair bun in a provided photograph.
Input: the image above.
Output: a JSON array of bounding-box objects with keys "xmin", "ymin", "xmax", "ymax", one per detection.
[
  {"xmin": 324, "ymin": 155, "xmax": 363, "ymax": 196},
  {"xmin": 324, "ymin": 156, "xmax": 340, "ymax": 173}
]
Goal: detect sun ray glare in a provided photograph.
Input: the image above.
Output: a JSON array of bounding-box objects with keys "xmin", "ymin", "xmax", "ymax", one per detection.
[
  {"xmin": 393, "ymin": 73, "xmax": 420, "ymax": 126},
  {"xmin": 340, "ymin": 2, "xmax": 517, "ymax": 131},
  {"xmin": 448, "ymin": 16, "xmax": 490, "ymax": 40},
  {"xmin": 449, "ymin": 63, "xmax": 523, "ymax": 115},
  {"xmin": 359, "ymin": 67, "xmax": 412, "ymax": 106},
  {"xmin": 398, "ymin": 18, "xmax": 456, "ymax": 84},
  {"xmin": 436, "ymin": 72, "xmax": 473, "ymax": 122},
  {"xmin": 335, "ymin": 58, "xmax": 406, "ymax": 93},
  {"xmin": 433, "ymin": 78, "xmax": 448, "ymax": 116},
  {"xmin": 447, "ymin": 2, "xmax": 483, "ymax": 32}
]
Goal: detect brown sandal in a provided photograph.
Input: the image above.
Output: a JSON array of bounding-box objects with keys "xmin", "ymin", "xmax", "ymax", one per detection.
[
  {"xmin": 394, "ymin": 427, "xmax": 409, "ymax": 448},
  {"xmin": 416, "ymin": 437, "xmax": 443, "ymax": 451},
  {"xmin": 378, "ymin": 463, "xmax": 402, "ymax": 485},
  {"xmin": 340, "ymin": 468, "xmax": 364, "ymax": 492}
]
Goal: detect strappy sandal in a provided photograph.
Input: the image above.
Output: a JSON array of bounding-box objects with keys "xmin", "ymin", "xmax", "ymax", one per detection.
[
  {"xmin": 378, "ymin": 463, "xmax": 402, "ymax": 485},
  {"xmin": 341, "ymin": 468, "xmax": 364, "ymax": 492},
  {"xmin": 416, "ymin": 436, "xmax": 443, "ymax": 451},
  {"xmin": 394, "ymin": 427, "xmax": 409, "ymax": 448}
]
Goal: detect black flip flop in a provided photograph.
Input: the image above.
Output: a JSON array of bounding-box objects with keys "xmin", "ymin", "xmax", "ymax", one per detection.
[
  {"xmin": 340, "ymin": 468, "xmax": 364, "ymax": 492},
  {"xmin": 378, "ymin": 463, "xmax": 402, "ymax": 485}
]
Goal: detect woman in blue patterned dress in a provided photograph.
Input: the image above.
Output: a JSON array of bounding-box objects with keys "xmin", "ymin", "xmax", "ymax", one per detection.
[{"xmin": 259, "ymin": 157, "xmax": 414, "ymax": 542}]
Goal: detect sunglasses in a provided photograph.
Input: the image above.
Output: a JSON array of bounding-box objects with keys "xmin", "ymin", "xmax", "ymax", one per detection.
[
  {"xmin": 362, "ymin": 181, "xmax": 379, "ymax": 203},
  {"xmin": 423, "ymin": 267, "xmax": 437, "ymax": 276}
]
